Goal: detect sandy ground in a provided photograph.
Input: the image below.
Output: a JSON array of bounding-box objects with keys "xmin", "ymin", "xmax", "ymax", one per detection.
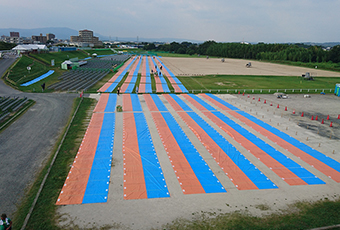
[
  {"xmin": 57, "ymin": 93, "xmax": 340, "ymax": 230},
  {"xmin": 160, "ymin": 57, "xmax": 340, "ymax": 77}
]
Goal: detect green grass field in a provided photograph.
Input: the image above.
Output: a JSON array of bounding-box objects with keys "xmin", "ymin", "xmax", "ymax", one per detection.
[
  {"xmin": 30, "ymin": 51, "xmax": 89, "ymax": 66},
  {"xmin": 178, "ymin": 75, "xmax": 339, "ymax": 93}
]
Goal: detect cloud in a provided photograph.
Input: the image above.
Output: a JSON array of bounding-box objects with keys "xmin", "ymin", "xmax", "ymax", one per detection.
[{"xmin": 1, "ymin": 0, "xmax": 340, "ymax": 43}]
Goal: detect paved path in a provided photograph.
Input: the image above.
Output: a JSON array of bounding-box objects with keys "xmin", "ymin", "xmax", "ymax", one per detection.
[{"xmin": 0, "ymin": 57, "xmax": 78, "ymax": 216}]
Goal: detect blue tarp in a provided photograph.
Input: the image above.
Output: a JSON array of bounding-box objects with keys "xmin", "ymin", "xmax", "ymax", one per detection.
[
  {"xmin": 151, "ymin": 94, "xmax": 168, "ymax": 111},
  {"xmin": 187, "ymin": 111, "xmax": 277, "ymax": 189},
  {"xmin": 211, "ymin": 111, "xmax": 325, "ymax": 185},
  {"xmin": 206, "ymin": 94, "xmax": 240, "ymax": 110},
  {"xmin": 105, "ymin": 56, "xmax": 137, "ymax": 92},
  {"xmin": 238, "ymin": 111, "xmax": 340, "ymax": 174},
  {"xmin": 82, "ymin": 113, "xmax": 115, "ymax": 203},
  {"xmin": 135, "ymin": 113, "xmax": 170, "ymax": 198},
  {"xmin": 21, "ymin": 70, "xmax": 54, "ymax": 86},
  {"xmin": 187, "ymin": 94, "xmax": 217, "ymax": 111},
  {"xmin": 105, "ymin": 82, "xmax": 119, "ymax": 93},
  {"xmin": 170, "ymin": 94, "xmax": 192, "ymax": 111},
  {"xmin": 161, "ymin": 84, "xmax": 170, "ymax": 93},
  {"xmin": 144, "ymin": 84, "xmax": 152, "ymax": 93},
  {"xmin": 145, "ymin": 56, "xmax": 151, "ymax": 77},
  {"xmin": 104, "ymin": 94, "xmax": 117, "ymax": 112},
  {"xmin": 161, "ymin": 112, "xmax": 226, "ymax": 193},
  {"xmin": 131, "ymin": 94, "xmax": 143, "ymax": 111}
]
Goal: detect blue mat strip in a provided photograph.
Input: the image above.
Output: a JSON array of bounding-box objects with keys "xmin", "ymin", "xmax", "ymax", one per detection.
[
  {"xmin": 145, "ymin": 56, "xmax": 150, "ymax": 77},
  {"xmin": 205, "ymin": 94, "xmax": 240, "ymax": 111},
  {"xmin": 238, "ymin": 111, "xmax": 340, "ymax": 174},
  {"xmin": 150, "ymin": 94, "xmax": 168, "ymax": 111},
  {"xmin": 177, "ymin": 84, "xmax": 189, "ymax": 93},
  {"xmin": 145, "ymin": 84, "xmax": 152, "ymax": 93},
  {"xmin": 205, "ymin": 94, "xmax": 340, "ymax": 175},
  {"xmin": 133, "ymin": 57, "xmax": 142, "ymax": 76},
  {"xmin": 211, "ymin": 111, "xmax": 325, "ymax": 185},
  {"xmin": 82, "ymin": 113, "xmax": 115, "ymax": 203},
  {"xmin": 104, "ymin": 94, "xmax": 117, "ymax": 112},
  {"xmin": 161, "ymin": 112, "xmax": 226, "ymax": 193},
  {"xmin": 169, "ymin": 94, "xmax": 192, "ymax": 111},
  {"xmin": 21, "ymin": 70, "xmax": 54, "ymax": 86},
  {"xmin": 186, "ymin": 112, "xmax": 277, "ymax": 189},
  {"xmin": 162, "ymin": 83, "xmax": 170, "ymax": 93},
  {"xmin": 134, "ymin": 113, "xmax": 170, "ymax": 198},
  {"xmin": 105, "ymin": 82, "xmax": 119, "ymax": 93},
  {"xmin": 131, "ymin": 94, "xmax": 143, "ymax": 111},
  {"xmin": 105, "ymin": 56, "xmax": 137, "ymax": 92},
  {"xmin": 188, "ymin": 94, "xmax": 217, "ymax": 111}
]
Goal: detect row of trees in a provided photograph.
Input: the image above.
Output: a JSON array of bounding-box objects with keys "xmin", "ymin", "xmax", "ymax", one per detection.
[
  {"xmin": 143, "ymin": 41, "xmax": 340, "ymax": 63},
  {"xmin": 0, "ymin": 41, "xmax": 16, "ymax": 51}
]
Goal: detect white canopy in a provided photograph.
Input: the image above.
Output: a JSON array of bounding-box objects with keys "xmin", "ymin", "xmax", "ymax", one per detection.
[{"xmin": 12, "ymin": 44, "xmax": 48, "ymax": 51}]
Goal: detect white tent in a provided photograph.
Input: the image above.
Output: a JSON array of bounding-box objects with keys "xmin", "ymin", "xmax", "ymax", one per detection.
[{"xmin": 12, "ymin": 44, "xmax": 48, "ymax": 51}]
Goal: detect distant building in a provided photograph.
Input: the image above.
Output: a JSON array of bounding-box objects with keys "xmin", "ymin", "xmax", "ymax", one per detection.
[
  {"xmin": 70, "ymin": 29, "xmax": 103, "ymax": 47},
  {"xmin": 32, "ymin": 33, "xmax": 47, "ymax": 44},
  {"xmin": 0, "ymin": 32, "xmax": 23, "ymax": 44},
  {"xmin": 46, "ymin": 33, "xmax": 55, "ymax": 41},
  {"xmin": 10, "ymin": 32, "xmax": 19, "ymax": 37}
]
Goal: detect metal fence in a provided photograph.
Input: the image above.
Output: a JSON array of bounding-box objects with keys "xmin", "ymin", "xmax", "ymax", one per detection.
[{"xmin": 187, "ymin": 88, "xmax": 334, "ymax": 94}]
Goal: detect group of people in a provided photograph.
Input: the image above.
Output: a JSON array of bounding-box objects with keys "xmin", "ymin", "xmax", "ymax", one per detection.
[{"xmin": 0, "ymin": 214, "xmax": 12, "ymax": 230}]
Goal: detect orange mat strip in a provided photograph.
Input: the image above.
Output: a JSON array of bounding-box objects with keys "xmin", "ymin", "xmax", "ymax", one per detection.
[
  {"xmin": 156, "ymin": 84, "xmax": 164, "ymax": 93},
  {"xmin": 179, "ymin": 112, "xmax": 258, "ymax": 190},
  {"xmin": 123, "ymin": 94, "xmax": 133, "ymax": 111},
  {"xmin": 181, "ymin": 94, "xmax": 208, "ymax": 111},
  {"xmin": 151, "ymin": 112, "xmax": 205, "ymax": 194},
  {"xmin": 123, "ymin": 113, "xmax": 147, "ymax": 199},
  {"xmin": 93, "ymin": 94, "xmax": 109, "ymax": 113},
  {"xmin": 143, "ymin": 94, "xmax": 158, "ymax": 111},
  {"xmin": 56, "ymin": 113, "xmax": 104, "ymax": 205},
  {"xmin": 203, "ymin": 111, "xmax": 307, "ymax": 186},
  {"xmin": 162, "ymin": 95, "xmax": 183, "ymax": 111},
  {"xmin": 154, "ymin": 76, "xmax": 162, "ymax": 84},
  {"xmin": 141, "ymin": 56, "xmax": 146, "ymax": 77},
  {"xmin": 227, "ymin": 110, "xmax": 340, "ymax": 182},
  {"xmin": 120, "ymin": 83, "xmax": 129, "ymax": 93},
  {"xmin": 200, "ymin": 94, "xmax": 232, "ymax": 111},
  {"xmin": 139, "ymin": 83, "xmax": 146, "ymax": 93}
]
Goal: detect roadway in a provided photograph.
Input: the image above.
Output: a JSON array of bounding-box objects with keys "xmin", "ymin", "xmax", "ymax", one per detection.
[{"xmin": 0, "ymin": 57, "xmax": 78, "ymax": 216}]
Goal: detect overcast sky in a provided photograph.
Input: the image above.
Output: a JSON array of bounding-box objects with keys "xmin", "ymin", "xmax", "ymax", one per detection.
[{"xmin": 1, "ymin": 0, "xmax": 340, "ymax": 43}]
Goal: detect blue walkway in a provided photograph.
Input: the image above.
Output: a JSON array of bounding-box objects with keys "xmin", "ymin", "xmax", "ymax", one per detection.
[
  {"xmin": 131, "ymin": 94, "xmax": 143, "ymax": 111},
  {"xmin": 103, "ymin": 94, "xmax": 117, "ymax": 112},
  {"xmin": 135, "ymin": 113, "xmax": 170, "ymax": 198},
  {"xmin": 169, "ymin": 94, "xmax": 193, "ymax": 111},
  {"xmin": 151, "ymin": 94, "xmax": 168, "ymax": 111},
  {"xmin": 161, "ymin": 112, "xmax": 226, "ymax": 193},
  {"xmin": 205, "ymin": 93, "xmax": 340, "ymax": 175},
  {"xmin": 187, "ymin": 111, "xmax": 278, "ymax": 189},
  {"xmin": 212, "ymin": 111, "xmax": 325, "ymax": 185},
  {"xmin": 82, "ymin": 113, "xmax": 115, "ymax": 203},
  {"xmin": 21, "ymin": 70, "xmax": 54, "ymax": 86}
]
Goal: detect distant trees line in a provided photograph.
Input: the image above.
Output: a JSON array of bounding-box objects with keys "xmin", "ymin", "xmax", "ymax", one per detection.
[
  {"xmin": 0, "ymin": 41, "xmax": 16, "ymax": 51},
  {"xmin": 143, "ymin": 41, "xmax": 340, "ymax": 63}
]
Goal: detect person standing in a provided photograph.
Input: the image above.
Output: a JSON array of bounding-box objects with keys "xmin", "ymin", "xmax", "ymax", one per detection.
[
  {"xmin": 136, "ymin": 86, "xmax": 139, "ymax": 94},
  {"xmin": 0, "ymin": 214, "xmax": 12, "ymax": 230},
  {"xmin": 117, "ymin": 86, "xmax": 120, "ymax": 96}
]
